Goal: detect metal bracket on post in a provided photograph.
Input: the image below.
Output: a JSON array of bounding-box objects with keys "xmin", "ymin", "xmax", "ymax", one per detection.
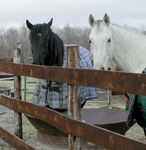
[
  {"xmin": 67, "ymin": 46, "xmax": 82, "ymax": 150},
  {"xmin": 13, "ymin": 43, "xmax": 23, "ymax": 139}
]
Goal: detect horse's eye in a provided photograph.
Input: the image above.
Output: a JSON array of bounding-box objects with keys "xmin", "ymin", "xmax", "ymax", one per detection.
[
  {"xmin": 89, "ymin": 40, "xmax": 91, "ymax": 44},
  {"xmin": 108, "ymin": 39, "xmax": 111, "ymax": 43}
]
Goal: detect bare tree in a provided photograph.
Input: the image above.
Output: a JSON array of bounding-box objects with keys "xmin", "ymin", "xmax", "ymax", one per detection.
[
  {"xmin": 0, "ymin": 26, "xmax": 7, "ymax": 57},
  {"xmin": 53, "ymin": 24, "xmax": 90, "ymax": 50},
  {"xmin": 5, "ymin": 27, "xmax": 19, "ymax": 58},
  {"xmin": 19, "ymin": 24, "xmax": 31, "ymax": 62},
  {"xmin": 0, "ymin": 23, "xmax": 144, "ymax": 62}
]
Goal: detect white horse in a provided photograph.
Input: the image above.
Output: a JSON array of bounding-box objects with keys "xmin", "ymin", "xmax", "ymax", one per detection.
[
  {"xmin": 89, "ymin": 14, "xmax": 146, "ymax": 138},
  {"xmin": 89, "ymin": 13, "xmax": 146, "ymax": 73}
]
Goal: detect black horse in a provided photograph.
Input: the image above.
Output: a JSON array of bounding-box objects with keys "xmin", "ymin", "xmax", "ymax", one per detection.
[
  {"xmin": 26, "ymin": 19, "xmax": 98, "ymax": 110},
  {"xmin": 26, "ymin": 18, "xmax": 64, "ymax": 66}
]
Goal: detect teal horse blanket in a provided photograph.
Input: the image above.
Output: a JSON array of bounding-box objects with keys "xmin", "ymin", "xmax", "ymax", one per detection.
[
  {"xmin": 127, "ymin": 94, "xmax": 146, "ymax": 131},
  {"xmin": 127, "ymin": 68, "xmax": 146, "ymax": 132}
]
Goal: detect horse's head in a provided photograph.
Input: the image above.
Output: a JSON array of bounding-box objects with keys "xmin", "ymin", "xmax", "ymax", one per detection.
[
  {"xmin": 89, "ymin": 14, "xmax": 114, "ymax": 70},
  {"xmin": 26, "ymin": 18, "xmax": 63, "ymax": 66}
]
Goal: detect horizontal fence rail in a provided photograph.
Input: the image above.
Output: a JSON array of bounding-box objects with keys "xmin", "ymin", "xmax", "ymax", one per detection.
[
  {"xmin": 0, "ymin": 95, "xmax": 146, "ymax": 150},
  {"xmin": 0, "ymin": 126, "xmax": 36, "ymax": 150},
  {"xmin": 0, "ymin": 61, "xmax": 146, "ymax": 95}
]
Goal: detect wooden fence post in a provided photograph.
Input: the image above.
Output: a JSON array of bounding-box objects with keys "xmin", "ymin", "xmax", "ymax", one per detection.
[
  {"xmin": 67, "ymin": 46, "xmax": 82, "ymax": 150},
  {"xmin": 13, "ymin": 43, "xmax": 23, "ymax": 139}
]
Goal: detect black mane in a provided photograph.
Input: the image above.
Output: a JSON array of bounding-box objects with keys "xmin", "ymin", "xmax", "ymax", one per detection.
[
  {"xmin": 47, "ymin": 31, "xmax": 64, "ymax": 66},
  {"xmin": 27, "ymin": 20, "xmax": 64, "ymax": 66}
]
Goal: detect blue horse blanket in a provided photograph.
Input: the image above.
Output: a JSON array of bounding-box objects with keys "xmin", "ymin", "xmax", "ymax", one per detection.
[{"xmin": 32, "ymin": 44, "xmax": 99, "ymax": 109}]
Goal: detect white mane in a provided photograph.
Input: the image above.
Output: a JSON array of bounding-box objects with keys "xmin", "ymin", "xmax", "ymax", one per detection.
[{"xmin": 113, "ymin": 24, "xmax": 146, "ymax": 38}]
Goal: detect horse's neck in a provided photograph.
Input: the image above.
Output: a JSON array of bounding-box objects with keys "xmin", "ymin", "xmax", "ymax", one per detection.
[{"xmin": 111, "ymin": 25, "xmax": 146, "ymax": 73}]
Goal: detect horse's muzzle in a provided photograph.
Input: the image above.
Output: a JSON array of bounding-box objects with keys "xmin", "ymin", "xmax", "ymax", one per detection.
[{"xmin": 32, "ymin": 60, "xmax": 45, "ymax": 66}]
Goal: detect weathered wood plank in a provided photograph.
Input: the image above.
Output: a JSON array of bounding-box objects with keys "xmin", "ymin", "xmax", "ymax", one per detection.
[
  {"xmin": 0, "ymin": 58, "xmax": 13, "ymax": 62},
  {"xmin": 0, "ymin": 95, "xmax": 146, "ymax": 150},
  {"xmin": 0, "ymin": 61, "xmax": 146, "ymax": 95},
  {"xmin": 67, "ymin": 46, "xmax": 81, "ymax": 150},
  {"xmin": 0, "ymin": 126, "xmax": 36, "ymax": 150},
  {"xmin": 13, "ymin": 44, "xmax": 22, "ymax": 139}
]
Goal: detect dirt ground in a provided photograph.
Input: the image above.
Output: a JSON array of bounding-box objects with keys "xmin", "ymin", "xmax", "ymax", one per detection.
[{"xmin": 0, "ymin": 79, "xmax": 146, "ymax": 149}]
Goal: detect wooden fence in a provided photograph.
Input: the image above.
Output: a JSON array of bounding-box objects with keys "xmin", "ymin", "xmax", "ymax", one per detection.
[{"xmin": 0, "ymin": 45, "xmax": 146, "ymax": 150}]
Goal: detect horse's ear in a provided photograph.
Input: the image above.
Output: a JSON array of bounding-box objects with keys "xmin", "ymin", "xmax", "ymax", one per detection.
[
  {"xmin": 48, "ymin": 18, "xmax": 53, "ymax": 27},
  {"xmin": 103, "ymin": 14, "xmax": 110, "ymax": 26},
  {"xmin": 89, "ymin": 14, "xmax": 95, "ymax": 27},
  {"xmin": 26, "ymin": 19, "xmax": 33, "ymax": 30}
]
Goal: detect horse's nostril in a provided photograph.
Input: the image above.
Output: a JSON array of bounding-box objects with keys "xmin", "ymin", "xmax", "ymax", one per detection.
[
  {"xmin": 107, "ymin": 67, "xmax": 111, "ymax": 70},
  {"xmin": 89, "ymin": 40, "xmax": 91, "ymax": 44}
]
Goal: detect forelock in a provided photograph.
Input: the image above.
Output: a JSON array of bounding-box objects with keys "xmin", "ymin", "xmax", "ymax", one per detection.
[{"xmin": 29, "ymin": 23, "xmax": 50, "ymax": 42}]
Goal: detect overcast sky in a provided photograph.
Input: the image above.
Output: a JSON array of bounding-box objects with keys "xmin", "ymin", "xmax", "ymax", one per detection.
[{"xmin": 0, "ymin": 0, "xmax": 146, "ymax": 29}]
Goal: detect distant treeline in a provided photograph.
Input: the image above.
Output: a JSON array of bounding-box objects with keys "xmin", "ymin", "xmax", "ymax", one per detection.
[{"xmin": 0, "ymin": 23, "xmax": 145, "ymax": 63}]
